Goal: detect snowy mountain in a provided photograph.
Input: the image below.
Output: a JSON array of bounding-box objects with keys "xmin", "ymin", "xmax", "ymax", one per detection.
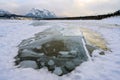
[
  {"xmin": 0, "ymin": 9, "xmax": 11, "ymax": 16},
  {"xmin": 114, "ymin": 10, "xmax": 120, "ymax": 14},
  {"xmin": 26, "ymin": 8, "xmax": 56, "ymax": 18}
]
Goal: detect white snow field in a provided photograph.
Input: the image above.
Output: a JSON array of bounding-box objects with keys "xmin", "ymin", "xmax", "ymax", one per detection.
[{"xmin": 0, "ymin": 17, "xmax": 120, "ymax": 80}]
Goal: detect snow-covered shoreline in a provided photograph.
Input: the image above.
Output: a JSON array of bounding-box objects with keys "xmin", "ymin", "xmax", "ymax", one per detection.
[{"xmin": 0, "ymin": 17, "xmax": 120, "ymax": 80}]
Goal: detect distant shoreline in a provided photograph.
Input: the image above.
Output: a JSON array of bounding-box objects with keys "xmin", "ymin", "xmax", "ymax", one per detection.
[{"xmin": 0, "ymin": 10, "xmax": 120, "ymax": 20}]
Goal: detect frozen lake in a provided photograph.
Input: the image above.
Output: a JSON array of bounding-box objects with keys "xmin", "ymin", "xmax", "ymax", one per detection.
[{"xmin": 0, "ymin": 17, "xmax": 120, "ymax": 80}]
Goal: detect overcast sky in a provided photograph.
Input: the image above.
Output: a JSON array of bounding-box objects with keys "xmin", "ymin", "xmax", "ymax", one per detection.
[{"xmin": 0, "ymin": 0, "xmax": 120, "ymax": 17}]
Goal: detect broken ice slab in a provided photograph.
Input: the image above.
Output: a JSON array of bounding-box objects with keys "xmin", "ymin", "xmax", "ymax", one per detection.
[{"xmin": 15, "ymin": 27, "xmax": 92, "ymax": 76}]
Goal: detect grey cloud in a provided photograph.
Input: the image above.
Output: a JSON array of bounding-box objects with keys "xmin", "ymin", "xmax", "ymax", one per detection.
[{"xmin": 0, "ymin": 0, "xmax": 119, "ymax": 16}]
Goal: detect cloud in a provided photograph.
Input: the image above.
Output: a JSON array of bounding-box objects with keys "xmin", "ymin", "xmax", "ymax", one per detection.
[
  {"xmin": 83, "ymin": 0, "xmax": 120, "ymax": 15},
  {"xmin": 0, "ymin": 0, "xmax": 120, "ymax": 16}
]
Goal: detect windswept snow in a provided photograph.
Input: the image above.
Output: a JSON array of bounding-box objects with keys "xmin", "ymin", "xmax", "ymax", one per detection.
[{"xmin": 0, "ymin": 17, "xmax": 120, "ymax": 80}]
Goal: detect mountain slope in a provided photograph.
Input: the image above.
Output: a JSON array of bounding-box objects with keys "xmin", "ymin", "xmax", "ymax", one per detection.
[
  {"xmin": 0, "ymin": 9, "xmax": 11, "ymax": 16},
  {"xmin": 26, "ymin": 8, "xmax": 56, "ymax": 18}
]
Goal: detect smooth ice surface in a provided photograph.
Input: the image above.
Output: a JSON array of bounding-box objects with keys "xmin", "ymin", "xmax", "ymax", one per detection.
[{"xmin": 0, "ymin": 16, "xmax": 120, "ymax": 80}]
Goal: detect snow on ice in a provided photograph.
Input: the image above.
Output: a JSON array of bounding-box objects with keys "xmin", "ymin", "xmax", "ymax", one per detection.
[{"xmin": 0, "ymin": 17, "xmax": 120, "ymax": 80}]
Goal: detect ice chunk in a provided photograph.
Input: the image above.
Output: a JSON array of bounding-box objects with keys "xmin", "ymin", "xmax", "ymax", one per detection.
[
  {"xmin": 59, "ymin": 51, "xmax": 69, "ymax": 55},
  {"xmin": 20, "ymin": 49, "xmax": 38, "ymax": 57},
  {"xmin": 53, "ymin": 67, "xmax": 63, "ymax": 76},
  {"xmin": 36, "ymin": 46, "xmax": 42, "ymax": 50},
  {"xmin": 65, "ymin": 61, "xmax": 75, "ymax": 71},
  {"xmin": 70, "ymin": 50, "xmax": 77, "ymax": 55},
  {"xmin": 19, "ymin": 60, "xmax": 38, "ymax": 69},
  {"xmin": 48, "ymin": 60, "xmax": 54, "ymax": 66}
]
